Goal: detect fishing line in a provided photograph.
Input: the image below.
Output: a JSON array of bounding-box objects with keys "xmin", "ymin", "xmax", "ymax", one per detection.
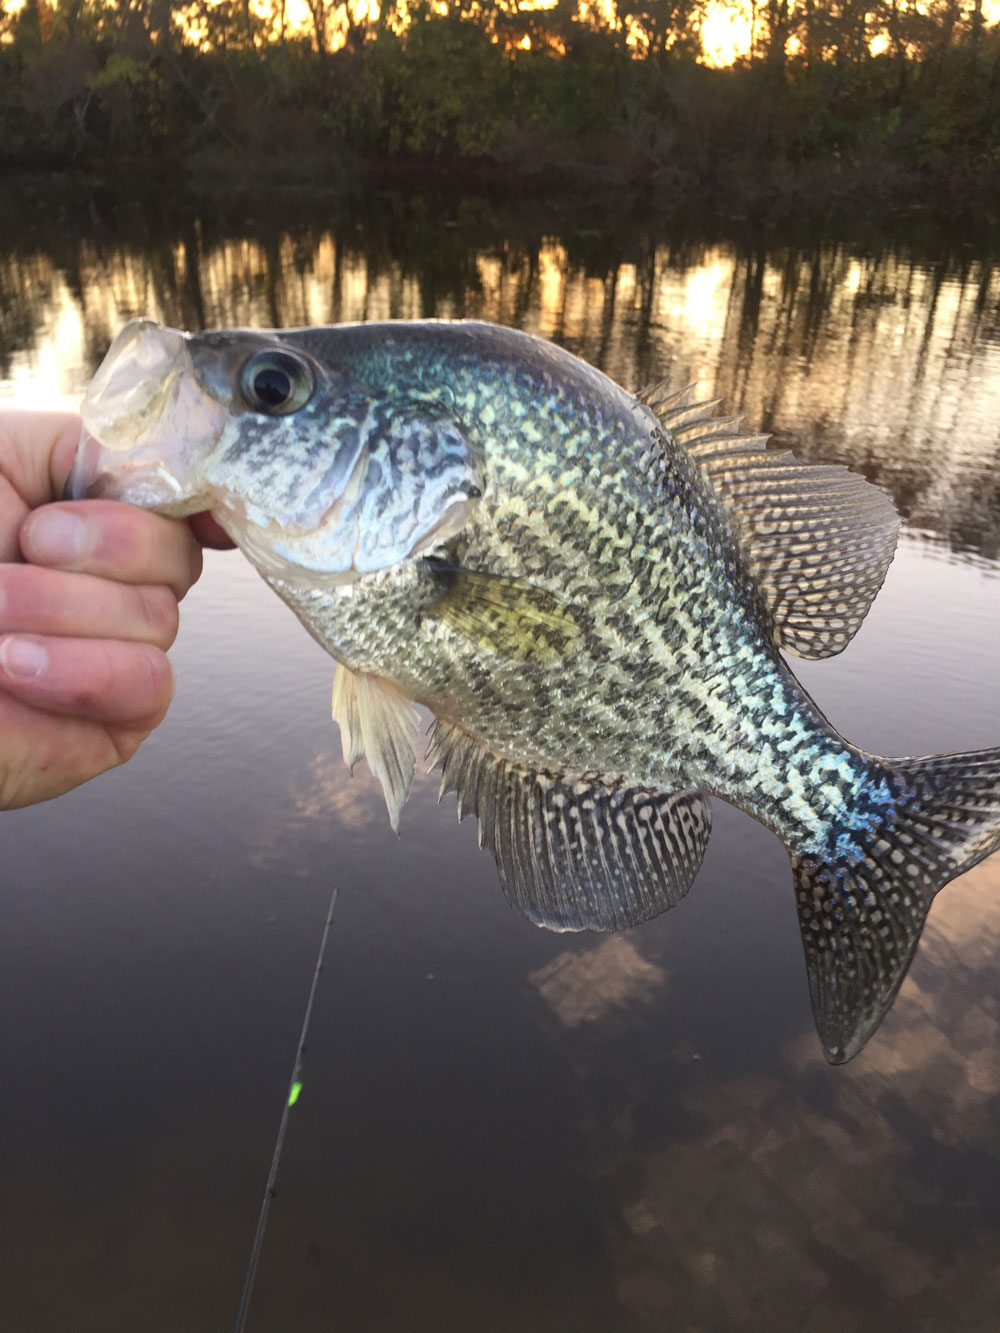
[{"xmin": 233, "ymin": 883, "xmax": 339, "ymax": 1333}]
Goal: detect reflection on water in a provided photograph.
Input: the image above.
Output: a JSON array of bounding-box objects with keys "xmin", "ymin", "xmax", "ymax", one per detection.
[
  {"xmin": 2, "ymin": 190, "xmax": 1000, "ymax": 557},
  {"xmin": 591, "ymin": 856, "xmax": 1000, "ymax": 1330},
  {"xmin": 1, "ymin": 189, "xmax": 999, "ymax": 1331},
  {"xmin": 530, "ymin": 937, "xmax": 667, "ymax": 1029}
]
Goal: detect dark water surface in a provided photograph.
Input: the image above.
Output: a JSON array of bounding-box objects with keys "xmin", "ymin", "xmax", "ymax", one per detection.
[{"xmin": 2, "ymin": 188, "xmax": 1000, "ymax": 1332}]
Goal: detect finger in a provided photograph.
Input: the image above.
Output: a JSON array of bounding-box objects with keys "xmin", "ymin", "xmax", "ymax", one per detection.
[
  {"xmin": 20, "ymin": 501, "xmax": 203, "ymax": 601},
  {"xmin": 187, "ymin": 511, "xmax": 238, "ymax": 550},
  {"xmin": 0, "ymin": 410, "xmax": 81, "ymax": 511},
  {"xmin": 0, "ymin": 693, "xmax": 153, "ymax": 809},
  {"xmin": 0, "ymin": 477, "xmax": 28, "ymax": 565},
  {"xmin": 0, "ymin": 633, "xmax": 173, "ymax": 729},
  {"xmin": 0, "ymin": 565, "xmax": 179, "ymax": 650},
  {"xmin": 0, "ymin": 412, "xmax": 81, "ymax": 565}
]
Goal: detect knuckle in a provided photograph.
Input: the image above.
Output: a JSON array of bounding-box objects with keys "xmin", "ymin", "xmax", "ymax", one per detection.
[
  {"xmin": 135, "ymin": 583, "xmax": 180, "ymax": 646},
  {"xmin": 127, "ymin": 512, "xmax": 201, "ymax": 600},
  {"xmin": 183, "ymin": 541, "xmax": 205, "ymax": 598},
  {"xmin": 165, "ymin": 524, "xmax": 203, "ymax": 600},
  {"xmin": 0, "ymin": 565, "xmax": 34, "ymax": 626},
  {"xmin": 140, "ymin": 649, "xmax": 174, "ymax": 725},
  {"xmin": 0, "ymin": 750, "xmax": 32, "ymax": 811},
  {"xmin": 84, "ymin": 503, "xmax": 151, "ymax": 574},
  {"xmin": 108, "ymin": 726, "xmax": 146, "ymax": 767}
]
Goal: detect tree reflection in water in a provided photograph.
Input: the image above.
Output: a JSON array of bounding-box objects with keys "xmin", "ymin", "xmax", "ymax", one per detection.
[
  {"xmin": 2, "ymin": 187, "xmax": 999, "ymax": 557},
  {"xmin": 1, "ymin": 185, "xmax": 999, "ymax": 1333}
]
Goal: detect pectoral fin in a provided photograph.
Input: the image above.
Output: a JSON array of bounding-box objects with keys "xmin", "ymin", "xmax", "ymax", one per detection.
[
  {"xmin": 331, "ymin": 665, "xmax": 420, "ymax": 830},
  {"xmin": 428, "ymin": 719, "xmax": 711, "ymax": 931},
  {"xmin": 423, "ymin": 561, "xmax": 580, "ymax": 663}
]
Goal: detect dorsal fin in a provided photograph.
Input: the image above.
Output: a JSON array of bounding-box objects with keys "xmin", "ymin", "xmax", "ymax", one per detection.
[
  {"xmin": 330, "ymin": 665, "xmax": 420, "ymax": 831},
  {"xmin": 428, "ymin": 719, "xmax": 712, "ymax": 932},
  {"xmin": 638, "ymin": 382, "xmax": 900, "ymax": 660}
]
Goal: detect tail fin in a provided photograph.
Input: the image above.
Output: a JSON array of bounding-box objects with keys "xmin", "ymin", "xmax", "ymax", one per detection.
[{"xmin": 793, "ymin": 749, "xmax": 1000, "ymax": 1064}]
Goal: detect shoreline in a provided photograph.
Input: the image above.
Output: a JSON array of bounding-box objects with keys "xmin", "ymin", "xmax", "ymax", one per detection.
[{"xmin": 4, "ymin": 150, "xmax": 1000, "ymax": 233}]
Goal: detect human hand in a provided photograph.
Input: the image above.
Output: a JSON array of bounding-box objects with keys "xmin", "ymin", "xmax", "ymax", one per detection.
[{"xmin": 0, "ymin": 410, "xmax": 211, "ymax": 809}]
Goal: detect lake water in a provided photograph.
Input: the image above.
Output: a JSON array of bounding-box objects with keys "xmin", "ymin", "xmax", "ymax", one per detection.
[{"xmin": 2, "ymin": 186, "xmax": 999, "ymax": 1332}]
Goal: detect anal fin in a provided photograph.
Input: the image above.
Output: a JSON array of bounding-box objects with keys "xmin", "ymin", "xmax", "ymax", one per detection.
[
  {"xmin": 331, "ymin": 665, "xmax": 420, "ymax": 831},
  {"xmin": 428, "ymin": 720, "xmax": 711, "ymax": 931}
]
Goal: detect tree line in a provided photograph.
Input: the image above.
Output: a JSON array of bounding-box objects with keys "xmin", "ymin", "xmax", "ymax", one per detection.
[{"xmin": 2, "ymin": 0, "xmax": 999, "ymax": 211}]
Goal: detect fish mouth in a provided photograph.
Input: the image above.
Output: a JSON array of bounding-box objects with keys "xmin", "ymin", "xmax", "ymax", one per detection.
[
  {"xmin": 63, "ymin": 428, "xmax": 104, "ymax": 501},
  {"xmin": 65, "ymin": 318, "xmax": 227, "ymax": 514},
  {"xmin": 66, "ymin": 316, "xmax": 484, "ymax": 581},
  {"xmin": 65, "ymin": 426, "xmax": 191, "ymax": 507}
]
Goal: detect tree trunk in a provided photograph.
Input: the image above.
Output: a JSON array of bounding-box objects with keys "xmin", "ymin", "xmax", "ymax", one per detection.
[
  {"xmin": 765, "ymin": 0, "xmax": 789, "ymax": 74},
  {"xmin": 971, "ymin": 0, "xmax": 984, "ymax": 47}
]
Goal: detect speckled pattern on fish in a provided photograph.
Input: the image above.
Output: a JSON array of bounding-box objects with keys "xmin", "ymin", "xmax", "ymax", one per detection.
[{"xmin": 73, "ymin": 317, "xmax": 1000, "ymax": 1063}]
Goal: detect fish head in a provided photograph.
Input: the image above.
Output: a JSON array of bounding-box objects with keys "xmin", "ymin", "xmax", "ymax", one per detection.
[{"xmin": 71, "ymin": 318, "xmax": 483, "ymax": 586}]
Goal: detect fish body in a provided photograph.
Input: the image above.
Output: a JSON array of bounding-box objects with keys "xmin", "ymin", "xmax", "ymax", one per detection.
[
  {"xmin": 269, "ymin": 326, "xmax": 862, "ymax": 843},
  {"xmin": 73, "ymin": 318, "xmax": 1000, "ymax": 1063}
]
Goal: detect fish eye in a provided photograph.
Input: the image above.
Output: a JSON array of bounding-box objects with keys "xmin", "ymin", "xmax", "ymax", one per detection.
[{"xmin": 240, "ymin": 350, "xmax": 314, "ymax": 415}]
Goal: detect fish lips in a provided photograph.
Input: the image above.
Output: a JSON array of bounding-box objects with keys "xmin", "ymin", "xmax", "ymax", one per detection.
[
  {"xmin": 64, "ymin": 427, "xmax": 202, "ymax": 512},
  {"xmin": 65, "ymin": 318, "xmax": 227, "ymax": 513}
]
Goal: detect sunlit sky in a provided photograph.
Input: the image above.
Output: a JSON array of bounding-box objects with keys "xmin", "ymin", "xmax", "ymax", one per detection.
[
  {"xmin": 698, "ymin": 0, "xmax": 1000, "ymax": 65},
  {"xmin": 7, "ymin": 0, "xmax": 999, "ymax": 64},
  {"xmin": 699, "ymin": 3, "xmax": 752, "ymax": 66}
]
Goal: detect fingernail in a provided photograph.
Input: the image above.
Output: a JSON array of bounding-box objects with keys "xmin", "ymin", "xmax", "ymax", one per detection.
[
  {"xmin": 25, "ymin": 510, "xmax": 89, "ymax": 563},
  {"xmin": 0, "ymin": 636, "xmax": 48, "ymax": 679}
]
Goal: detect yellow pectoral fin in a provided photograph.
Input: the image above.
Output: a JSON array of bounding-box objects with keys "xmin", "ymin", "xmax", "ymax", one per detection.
[{"xmin": 424, "ymin": 565, "xmax": 580, "ymax": 664}]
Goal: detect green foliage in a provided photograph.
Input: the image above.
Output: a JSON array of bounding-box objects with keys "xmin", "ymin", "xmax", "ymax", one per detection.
[
  {"xmin": 87, "ymin": 51, "xmax": 152, "ymax": 94},
  {"xmin": 0, "ymin": 0, "xmax": 999, "ymax": 209},
  {"xmin": 80, "ymin": 52, "xmax": 165, "ymax": 151},
  {"xmin": 338, "ymin": 16, "xmax": 507, "ymax": 157}
]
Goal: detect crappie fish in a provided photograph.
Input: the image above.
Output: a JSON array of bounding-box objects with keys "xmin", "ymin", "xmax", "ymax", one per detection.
[{"xmin": 70, "ymin": 317, "xmax": 1000, "ymax": 1064}]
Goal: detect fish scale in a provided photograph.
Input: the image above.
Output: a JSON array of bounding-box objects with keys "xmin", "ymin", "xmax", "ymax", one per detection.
[
  {"xmin": 260, "ymin": 333, "xmax": 929, "ymax": 922},
  {"xmin": 72, "ymin": 316, "xmax": 1000, "ymax": 1063}
]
